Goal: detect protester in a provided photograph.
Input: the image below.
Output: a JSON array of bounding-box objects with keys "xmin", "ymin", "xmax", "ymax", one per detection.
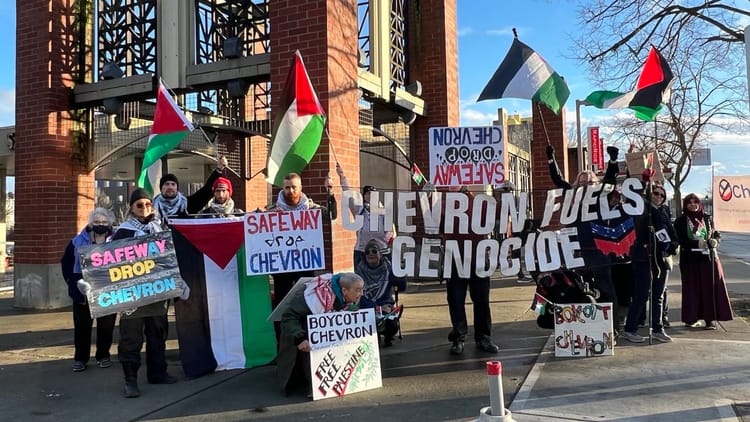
[
  {"xmin": 336, "ymin": 164, "xmax": 395, "ymax": 267},
  {"xmin": 60, "ymin": 207, "xmax": 117, "ymax": 372},
  {"xmin": 621, "ymin": 183, "xmax": 678, "ymax": 343},
  {"xmin": 267, "ymin": 172, "xmax": 337, "ymax": 313},
  {"xmin": 674, "ymin": 194, "xmax": 733, "ymax": 329},
  {"xmin": 493, "ymin": 181, "xmax": 532, "ymax": 282},
  {"xmin": 354, "ymin": 239, "xmax": 405, "ymax": 347},
  {"xmin": 546, "ymin": 144, "xmax": 621, "ymax": 311},
  {"xmin": 443, "ymin": 186, "xmax": 499, "ymax": 355},
  {"xmin": 153, "ymin": 156, "xmax": 228, "ymax": 223},
  {"xmin": 277, "ymin": 272, "xmax": 369, "ymax": 396},
  {"xmin": 110, "ymin": 189, "xmax": 180, "ymax": 398},
  {"xmin": 198, "ymin": 177, "xmax": 243, "ymax": 216}
]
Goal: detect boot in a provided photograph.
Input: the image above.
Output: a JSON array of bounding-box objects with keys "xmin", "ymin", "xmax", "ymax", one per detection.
[
  {"xmin": 124, "ymin": 377, "xmax": 140, "ymax": 398},
  {"xmin": 122, "ymin": 362, "xmax": 141, "ymax": 398}
]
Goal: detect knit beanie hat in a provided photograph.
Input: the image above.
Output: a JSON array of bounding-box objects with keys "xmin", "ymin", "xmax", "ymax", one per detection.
[
  {"xmin": 160, "ymin": 173, "xmax": 179, "ymax": 189},
  {"xmin": 212, "ymin": 177, "xmax": 233, "ymax": 197},
  {"xmin": 129, "ymin": 188, "xmax": 152, "ymax": 206}
]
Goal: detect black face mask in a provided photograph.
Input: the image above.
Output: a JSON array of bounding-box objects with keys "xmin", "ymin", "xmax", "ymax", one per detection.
[{"xmin": 91, "ymin": 225, "xmax": 110, "ymax": 235}]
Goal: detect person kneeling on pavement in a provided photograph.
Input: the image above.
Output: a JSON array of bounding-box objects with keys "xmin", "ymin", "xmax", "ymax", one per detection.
[{"xmin": 277, "ymin": 272, "xmax": 373, "ymax": 396}]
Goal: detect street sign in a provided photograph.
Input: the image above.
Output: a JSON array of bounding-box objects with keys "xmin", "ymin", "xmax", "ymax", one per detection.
[{"xmin": 691, "ymin": 148, "xmax": 711, "ymax": 166}]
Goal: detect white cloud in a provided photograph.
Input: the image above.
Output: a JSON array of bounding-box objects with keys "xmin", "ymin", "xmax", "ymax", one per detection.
[
  {"xmin": 0, "ymin": 89, "xmax": 14, "ymax": 126},
  {"xmin": 457, "ymin": 26, "xmax": 473, "ymax": 37},
  {"xmin": 460, "ymin": 107, "xmax": 498, "ymax": 126}
]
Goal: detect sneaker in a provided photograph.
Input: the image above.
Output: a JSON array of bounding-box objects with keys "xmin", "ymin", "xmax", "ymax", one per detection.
[
  {"xmin": 476, "ymin": 337, "xmax": 500, "ymax": 353},
  {"xmin": 662, "ymin": 320, "xmax": 671, "ymax": 328},
  {"xmin": 516, "ymin": 275, "xmax": 533, "ymax": 284},
  {"xmin": 621, "ymin": 331, "xmax": 645, "ymax": 343},
  {"xmin": 652, "ymin": 331, "xmax": 673, "ymax": 343},
  {"xmin": 705, "ymin": 322, "xmax": 718, "ymax": 330},
  {"xmin": 97, "ymin": 358, "xmax": 111, "ymax": 368},
  {"xmin": 450, "ymin": 340, "xmax": 464, "ymax": 355},
  {"xmin": 72, "ymin": 361, "xmax": 86, "ymax": 372}
]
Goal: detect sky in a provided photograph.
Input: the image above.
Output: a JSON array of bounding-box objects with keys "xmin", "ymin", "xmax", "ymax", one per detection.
[{"xmin": 0, "ymin": 1, "xmax": 747, "ymax": 197}]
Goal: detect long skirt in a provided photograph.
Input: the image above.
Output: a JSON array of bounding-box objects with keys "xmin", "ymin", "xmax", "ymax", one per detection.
[{"xmin": 679, "ymin": 251, "xmax": 733, "ymax": 324}]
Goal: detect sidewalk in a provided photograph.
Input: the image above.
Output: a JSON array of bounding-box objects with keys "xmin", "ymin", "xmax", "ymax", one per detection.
[{"xmin": 1, "ymin": 251, "xmax": 750, "ymax": 421}]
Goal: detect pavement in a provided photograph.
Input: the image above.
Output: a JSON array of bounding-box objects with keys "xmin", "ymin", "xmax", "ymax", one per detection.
[{"xmin": 2, "ymin": 234, "xmax": 750, "ymax": 422}]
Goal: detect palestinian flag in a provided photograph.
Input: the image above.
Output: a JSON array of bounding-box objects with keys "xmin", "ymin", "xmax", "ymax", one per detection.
[
  {"xmin": 266, "ymin": 50, "xmax": 327, "ymax": 187},
  {"xmin": 137, "ymin": 81, "xmax": 194, "ymax": 195},
  {"xmin": 170, "ymin": 218, "xmax": 276, "ymax": 378},
  {"xmin": 585, "ymin": 46, "xmax": 674, "ymax": 122},
  {"xmin": 531, "ymin": 293, "xmax": 548, "ymax": 315},
  {"xmin": 411, "ymin": 163, "xmax": 425, "ymax": 185},
  {"xmin": 478, "ymin": 37, "xmax": 570, "ymax": 115}
]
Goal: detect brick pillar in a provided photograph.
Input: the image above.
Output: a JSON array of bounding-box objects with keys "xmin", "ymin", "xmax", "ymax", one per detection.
[
  {"xmin": 531, "ymin": 102, "xmax": 568, "ymax": 223},
  {"xmin": 410, "ymin": 0, "xmax": 460, "ymax": 176},
  {"xmin": 270, "ymin": 0, "xmax": 359, "ymax": 272},
  {"xmin": 15, "ymin": 0, "xmax": 93, "ymax": 308}
]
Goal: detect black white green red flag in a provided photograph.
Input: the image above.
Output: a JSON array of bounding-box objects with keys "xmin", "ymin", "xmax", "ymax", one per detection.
[
  {"xmin": 266, "ymin": 51, "xmax": 327, "ymax": 187},
  {"xmin": 171, "ymin": 218, "xmax": 276, "ymax": 378},
  {"xmin": 137, "ymin": 81, "xmax": 194, "ymax": 195},
  {"xmin": 478, "ymin": 37, "xmax": 570, "ymax": 115},
  {"xmin": 585, "ymin": 46, "xmax": 674, "ymax": 122}
]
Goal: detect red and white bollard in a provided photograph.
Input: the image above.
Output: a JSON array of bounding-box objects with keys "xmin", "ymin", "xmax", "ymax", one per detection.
[{"xmin": 477, "ymin": 361, "xmax": 516, "ymax": 422}]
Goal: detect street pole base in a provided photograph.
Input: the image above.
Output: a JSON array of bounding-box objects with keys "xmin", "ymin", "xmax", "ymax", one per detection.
[{"xmin": 477, "ymin": 406, "xmax": 516, "ymax": 422}]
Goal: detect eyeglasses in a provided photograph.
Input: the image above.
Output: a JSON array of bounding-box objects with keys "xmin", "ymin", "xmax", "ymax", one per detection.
[
  {"xmin": 652, "ymin": 192, "xmax": 665, "ymax": 198},
  {"xmin": 365, "ymin": 248, "xmax": 380, "ymax": 255},
  {"xmin": 134, "ymin": 201, "xmax": 152, "ymax": 209}
]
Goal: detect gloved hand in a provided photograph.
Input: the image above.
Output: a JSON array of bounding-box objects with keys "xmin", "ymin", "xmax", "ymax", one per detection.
[
  {"xmin": 77, "ymin": 279, "xmax": 92, "ymax": 296},
  {"xmin": 607, "ymin": 146, "xmax": 619, "ymax": 162},
  {"xmin": 179, "ymin": 283, "xmax": 191, "ymax": 300},
  {"xmin": 642, "ymin": 168, "xmax": 654, "ymax": 182},
  {"xmin": 546, "ymin": 145, "xmax": 554, "ymax": 160},
  {"xmin": 707, "ymin": 239, "xmax": 718, "ymax": 249}
]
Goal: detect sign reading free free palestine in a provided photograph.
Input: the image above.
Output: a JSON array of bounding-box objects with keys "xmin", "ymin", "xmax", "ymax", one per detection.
[{"xmin": 78, "ymin": 231, "xmax": 186, "ymax": 318}]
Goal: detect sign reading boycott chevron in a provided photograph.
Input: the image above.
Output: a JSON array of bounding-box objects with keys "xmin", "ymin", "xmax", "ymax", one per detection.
[{"xmin": 78, "ymin": 231, "xmax": 186, "ymax": 318}]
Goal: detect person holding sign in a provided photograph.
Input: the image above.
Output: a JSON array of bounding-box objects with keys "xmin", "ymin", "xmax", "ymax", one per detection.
[
  {"xmin": 546, "ymin": 144, "xmax": 621, "ymax": 311},
  {"xmin": 355, "ymin": 239, "xmax": 405, "ymax": 347},
  {"xmin": 60, "ymin": 207, "xmax": 117, "ymax": 373},
  {"xmin": 674, "ymin": 194, "xmax": 733, "ymax": 329},
  {"xmin": 277, "ymin": 273, "xmax": 369, "ymax": 396},
  {"xmin": 266, "ymin": 172, "xmax": 337, "ymax": 338},
  {"xmin": 621, "ymin": 183, "xmax": 678, "ymax": 343},
  {"xmin": 153, "ymin": 156, "xmax": 228, "ymax": 223},
  {"xmin": 198, "ymin": 177, "xmax": 243, "ymax": 216},
  {"xmin": 336, "ymin": 164, "xmax": 396, "ymax": 267},
  {"xmin": 111, "ymin": 189, "xmax": 180, "ymax": 398},
  {"xmin": 443, "ymin": 186, "xmax": 500, "ymax": 356}
]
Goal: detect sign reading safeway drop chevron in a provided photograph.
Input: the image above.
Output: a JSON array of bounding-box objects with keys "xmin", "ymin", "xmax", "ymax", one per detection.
[{"xmin": 428, "ymin": 126, "xmax": 505, "ymax": 187}]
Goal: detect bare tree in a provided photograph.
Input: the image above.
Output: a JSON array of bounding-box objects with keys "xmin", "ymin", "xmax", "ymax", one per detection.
[{"xmin": 573, "ymin": 0, "xmax": 749, "ymax": 206}]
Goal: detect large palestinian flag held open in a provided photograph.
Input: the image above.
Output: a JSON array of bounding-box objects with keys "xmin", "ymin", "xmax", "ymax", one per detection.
[{"xmin": 170, "ymin": 218, "xmax": 276, "ymax": 378}]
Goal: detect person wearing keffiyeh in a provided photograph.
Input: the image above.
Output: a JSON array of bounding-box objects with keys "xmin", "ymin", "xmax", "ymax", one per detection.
[
  {"xmin": 265, "ymin": 172, "xmax": 338, "ymax": 343},
  {"xmin": 673, "ymin": 193, "xmax": 733, "ymax": 329},
  {"xmin": 198, "ymin": 177, "xmax": 243, "ymax": 216},
  {"xmin": 152, "ymin": 156, "xmax": 228, "ymax": 224},
  {"xmin": 276, "ymin": 273, "xmax": 372, "ymax": 396}
]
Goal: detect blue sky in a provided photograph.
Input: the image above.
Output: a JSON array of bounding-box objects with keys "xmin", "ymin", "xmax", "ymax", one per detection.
[{"xmin": 0, "ymin": 1, "xmax": 746, "ymax": 197}]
